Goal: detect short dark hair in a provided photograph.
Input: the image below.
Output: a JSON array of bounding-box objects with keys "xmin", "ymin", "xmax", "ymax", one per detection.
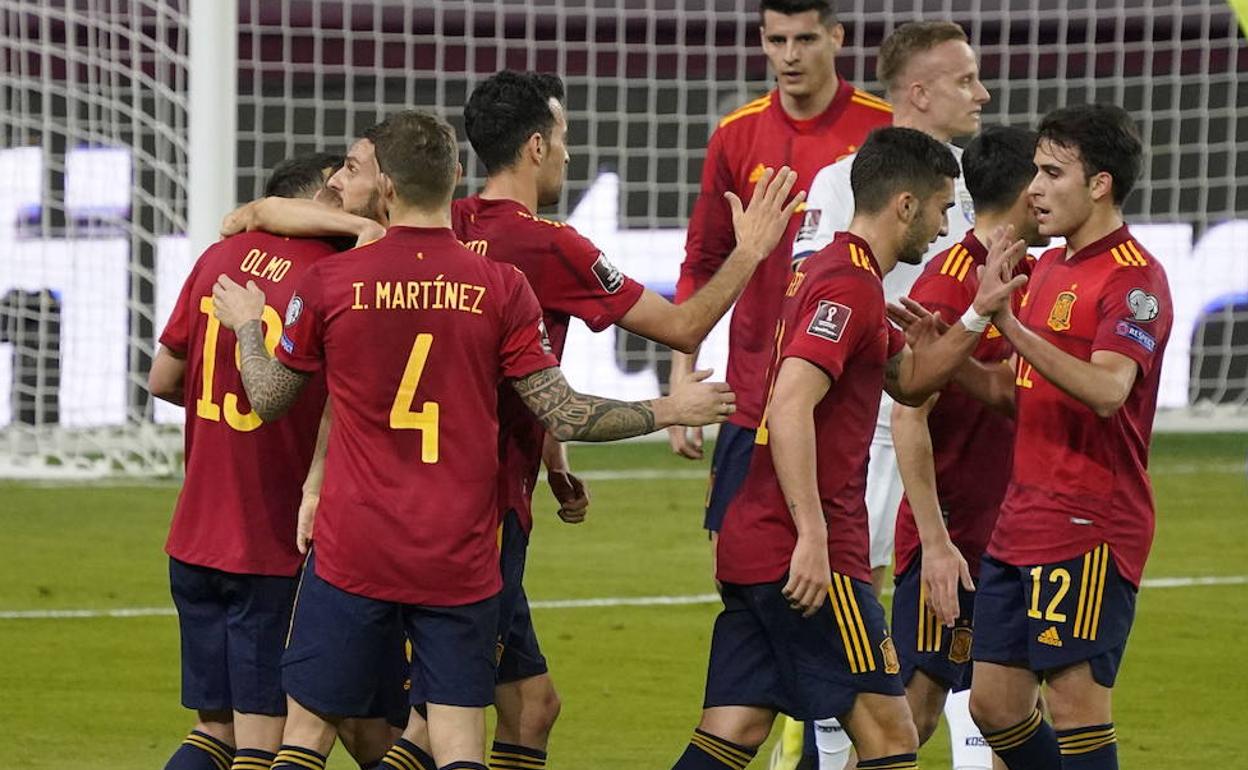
[
  {"xmin": 1038, "ymin": 104, "xmax": 1143, "ymax": 206},
  {"xmin": 877, "ymin": 21, "xmax": 968, "ymax": 91},
  {"xmin": 371, "ymin": 110, "xmax": 459, "ymax": 208},
  {"xmin": 263, "ymin": 152, "xmax": 340, "ymax": 199},
  {"xmin": 464, "ymin": 70, "xmax": 566, "ymax": 175},
  {"xmin": 851, "ymin": 127, "xmax": 961, "ymax": 214},
  {"xmin": 758, "ymin": 0, "xmax": 837, "ymax": 26},
  {"xmin": 962, "ymin": 125, "xmax": 1039, "ymax": 213}
]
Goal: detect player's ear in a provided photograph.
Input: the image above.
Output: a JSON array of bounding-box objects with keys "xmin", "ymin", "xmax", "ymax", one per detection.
[
  {"xmin": 826, "ymin": 22, "xmax": 845, "ymax": 52},
  {"xmin": 454, "ymin": 160, "xmax": 464, "ymax": 186},
  {"xmin": 908, "ymin": 79, "xmax": 929, "ymax": 112},
  {"xmin": 378, "ymin": 172, "xmax": 396, "ymax": 203},
  {"xmin": 527, "ymin": 131, "xmax": 545, "ymax": 166},
  {"xmin": 1088, "ymin": 170, "xmax": 1114, "ymax": 204},
  {"xmin": 896, "ymin": 191, "xmax": 918, "ymax": 224}
]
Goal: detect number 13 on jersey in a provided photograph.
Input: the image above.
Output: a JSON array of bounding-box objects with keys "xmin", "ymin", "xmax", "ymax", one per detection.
[{"xmin": 196, "ymin": 296, "xmax": 281, "ymax": 432}]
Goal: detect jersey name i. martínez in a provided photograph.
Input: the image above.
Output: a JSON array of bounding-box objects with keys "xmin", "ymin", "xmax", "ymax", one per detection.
[{"xmin": 349, "ymin": 276, "xmax": 487, "ymax": 314}]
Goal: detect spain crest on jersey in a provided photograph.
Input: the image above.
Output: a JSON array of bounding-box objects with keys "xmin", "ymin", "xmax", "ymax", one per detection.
[{"xmin": 1047, "ymin": 290, "xmax": 1077, "ymax": 332}]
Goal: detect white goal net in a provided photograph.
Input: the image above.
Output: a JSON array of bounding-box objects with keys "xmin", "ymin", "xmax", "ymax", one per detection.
[{"xmin": 1, "ymin": 1, "xmax": 1245, "ymax": 477}]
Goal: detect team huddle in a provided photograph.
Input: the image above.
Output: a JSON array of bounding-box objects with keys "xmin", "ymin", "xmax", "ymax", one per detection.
[{"xmin": 148, "ymin": 3, "xmax": 1172, "ymax": 770}]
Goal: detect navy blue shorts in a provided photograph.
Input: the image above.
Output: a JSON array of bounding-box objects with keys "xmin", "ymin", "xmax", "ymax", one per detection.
[
  {"xmin": 703, "ymin": 575, "xmax": 905, "ymax": 721},
  {"xmin": 891, "ymin": 562, "xmax": 977, "ymax": 692},
  {"xmin": 973, "ymin": 545, "xmax": 1137, "ymax": 687},
  {"xmin": 169, "ymin": 557, "xmax": 297, "ymax": 716},
  {"xmin": 496, "ymin": 510, "xmax": 549, "ymax": 684},
  {"xmin": 282, "ymin": 552, "xmax": 499, "ymax": 715},
  {"xmin": 704, "ymin": 423, "xmax": 756, "ymax": 532}
]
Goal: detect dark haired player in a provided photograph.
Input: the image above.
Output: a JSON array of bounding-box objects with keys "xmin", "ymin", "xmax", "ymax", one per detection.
[
  {"xmin": 448, "ymin": 69, "xmax": 804, "ymax": 770},
  {"xmin": 888, "ymin": 125, "xmax": 1048, "ymax": 770},
  {"xmin": 210, "ymin": 110, "xmax": 736, "ymax": 770},
  {"xmin": 956, "ymin": 106, "xmax": 1171, "ymax": 770},
  {"xmin": 670, "ymin": 127, "xmax": 1028, "ymax": 770},
  {"xmin": 149, "ymin": 153, "xmax": 349, "ymax": 770},
  {"xmin": 669, "ymin": 0, "xmax": 892, "ymax": 579}
]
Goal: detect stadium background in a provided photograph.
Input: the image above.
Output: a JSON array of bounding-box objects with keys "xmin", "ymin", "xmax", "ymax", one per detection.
[{"xmin": 0, "ymin": 2, "xmax": 1246, "ymax": 768}]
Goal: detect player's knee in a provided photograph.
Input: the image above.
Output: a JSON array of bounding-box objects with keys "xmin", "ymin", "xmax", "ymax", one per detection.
[
  {"xmin": 530, "ymin": 685, "xmax": 562, "ymax": 737},
  {"xmin": 968, "ymin": 691, "xmax": 1010, "ymax": 734},
  {"xmin": 194, "ymin": 711, "xmax": 235, "ymax": 744},
  {"xmin": 912, "ymin": 707, "xmax": 941, "ymax": 745},
  {"xmin": 887, "ymin": 715, "xmax": 921, "ymax": 755}
]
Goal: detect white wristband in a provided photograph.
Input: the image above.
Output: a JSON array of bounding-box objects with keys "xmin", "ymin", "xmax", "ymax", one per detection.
[{"xmin": 960, "ymin": 306, "xmax": 992, "ymax": 334}]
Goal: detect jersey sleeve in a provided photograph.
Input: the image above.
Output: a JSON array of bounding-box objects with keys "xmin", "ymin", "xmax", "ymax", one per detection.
[
  {"xmin": 274, "ymin": 266, "xmax": 327, "ymax": 373},
  {"xmin": 908, "ymin": 268, "xmax": 973, "ymax": 326},
  {"xmin": 546, "ymin": 227, "xmax": 645, "ymax": 332},
  {"xmin": 781, "ymin": 276, "xmax": 875, "ymax": 382},
  {"xmin": 158, "ymin": 261, "xmax": 201, "ymax": 356},
  {"xmin": 792, "ymin": 160, "xmax": 853, "ymax": 259},
  {"xmin": 676, "ymin": 128, "xmax": 736, "ymax": 303},
  {"xmin": 1090, "ymin": 265, "xmax": 1171, "ymax": 377},
  {"xmin": 499, "ymin": 266, "xmax": 560, "ymax": 380}
]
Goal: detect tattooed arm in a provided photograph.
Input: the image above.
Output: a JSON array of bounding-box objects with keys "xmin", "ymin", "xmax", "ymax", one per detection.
[
  {"xmin": 512, "ymin": 366, "xmax": 734, "ymax": 442},
  {"xmin": 211, "ymin": 275, "xmax": 311, "ymax": 422}
]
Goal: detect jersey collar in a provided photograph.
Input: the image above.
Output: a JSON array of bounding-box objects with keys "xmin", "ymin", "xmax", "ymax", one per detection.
[
  {"xmin": 1063, "ymin": 223, "xmax": 1132, "ymax": 264},
  {"xmin": 961, "ymin": 231, "xmax": 989, "ymax": 264},
  {"xmin": 834, "ymin": 231, "xmax": 884, "ymax": 278}
]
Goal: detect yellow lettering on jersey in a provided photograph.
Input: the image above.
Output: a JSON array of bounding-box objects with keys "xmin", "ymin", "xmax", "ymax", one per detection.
[
  {"xmin": 371, "ymin": 280, "xmax": 487, "ymax": 315},
  {"xmin": 196, "ymin": 297, "xmax": 282, "ymax": 432},
  {"xmin": 376, "ymin": 281, "xmax": 392, "ymax": 309},
  {"xmin": 1047, "ymin": 290, "xmax": 1077, "ymax": 332},
  {"xmin": 785, "ymin": 270, "xmax": 807, "ymax": 298},
  {"xmin": 351, "ymin": 281, "xmax": 368, "ymax": 310},
  {"xmin": 463, "ymin": 239, "xmax": 489, "ymax": 256},
  {"xmin": 748, "ymin": 163, "xmax": 766, "ymax": 184},
  {"xmin": 238, "ymin": 248, "xmax": 292, "ymax": 283},
  {"xmin": 1015, "ymin": 358, "xmax": 1036, "ymax": 389}
]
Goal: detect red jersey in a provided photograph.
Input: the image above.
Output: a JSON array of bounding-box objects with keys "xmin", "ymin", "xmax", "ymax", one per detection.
[
  {"xmin": 160, "ymin": 232, "xmax": 335, "ymax": 577},
  {"xmin": 717, "ymin": 233, "xmax": 906, "ymax": 585},
  {"xmin": 989, "ymin": 225, "xmax": 1171, "ymax": 587},
  {"xmin": 893, "ymin": 233, "xmax": 1021, "ymax": 578},
  {"xmin": 451, "ymin": 196, "xmax": 645, "ymax": 533},
  {"xmin": 276, "ymin": 226, "xmax": 558, "ymax": 606},
  {"xmin": 676, "ymin": 80, "xmax": 892, "ymax": 429}
]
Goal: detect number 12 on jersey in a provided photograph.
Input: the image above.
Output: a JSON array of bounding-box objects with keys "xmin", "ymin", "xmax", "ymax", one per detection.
[{"xmin": 390, "ymin": 333, "xmax": 440, "ymax": 463}]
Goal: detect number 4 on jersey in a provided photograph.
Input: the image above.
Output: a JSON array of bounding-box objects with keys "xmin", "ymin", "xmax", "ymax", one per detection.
[{"xmin": 390, "ymin": 333, "xmax": 440, "ymax": 463}]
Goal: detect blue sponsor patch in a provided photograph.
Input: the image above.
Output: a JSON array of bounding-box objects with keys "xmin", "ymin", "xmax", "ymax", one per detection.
[
  {"xmin": 280, "ymin": 333, "xmax": 295, "ymax": 354},
  {"xmin": 1115, "ymin": 320, "xmax": 1155, "ymax": 352}
]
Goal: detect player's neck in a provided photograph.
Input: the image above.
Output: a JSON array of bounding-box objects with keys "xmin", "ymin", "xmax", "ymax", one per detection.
[
  {"xmin": 778, "ymin": 72, "xmax": 840, "ymax": 121},
  {"xmin": 387, "ymin": 202, "xmax": 452, "ymax": 230},
  {"xmin": 1063, "ymin": 206, "xmax": 1124, "ymax": 258},
  {"xmin": 480, "ymin": 172, "xmax": 539, "ymax": 214},
  {"xmin": 847, "ymin": 215, "xmax": 900, "ymax": 277},
  {"xmin": 891, "ymin": 107, "xmax": 954, "ymax": 144}
]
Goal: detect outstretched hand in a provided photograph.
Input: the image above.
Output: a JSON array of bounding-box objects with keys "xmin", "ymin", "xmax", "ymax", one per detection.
[
  {"xmin": 726, "ymin": 166, "xmax": 806, "ymax": 263},
  {"xmin": 666, "ymin": 368, "xmax": 736, "ymax": 427},
  {"xmin": 972, "ymin": 224, "xmax": 1029, "ymax": 318}
]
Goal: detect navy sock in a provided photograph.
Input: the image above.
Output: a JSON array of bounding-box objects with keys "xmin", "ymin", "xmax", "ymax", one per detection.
[
  {"xmin": 271, "ymin": 745, "xmax": 327, "ymax": 770},
  {"xmin": 489, "ymin": 741, "xmax": 547, "ymax": 770},
  {"xmin": 382, "ymin": 738, "xmax": 436, "ymax": 770},
  {"xmin": 1057, "ymin": 723, "xmax": 1118, "ymax": 769},
  {"xmin": 672, "ymin": 728, "xmax": 757, "ymax": 769},
  {"xmin": 857, "ymin": 754, "xmax": 919, "ymax": 769},
  {"xmin": 231, "ymin": 748, "xmax": 277, "ymax": 770},
  {"xmin": 166, "ymin": 730, "xmax": 235, "ymax": 770},
  {"xmin": 983, "ymin": 710, "xmax": 1062, "ymax": 770}
]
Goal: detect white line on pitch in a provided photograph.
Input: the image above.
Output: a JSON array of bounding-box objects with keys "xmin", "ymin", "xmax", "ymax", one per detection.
[{"xmin": 1, "ymin": 575, "xmax": 1244, "ymax": 620}]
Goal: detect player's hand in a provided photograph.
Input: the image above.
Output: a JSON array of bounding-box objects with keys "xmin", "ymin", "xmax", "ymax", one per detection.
[
  {"xmin": 354, "ymin": 220, "xmax": 386, "ymax": 248},
  {"xmin": 667, "ymin": 425, "xmax": 704, "ymax": 460},
  {"xmin": 220, "ymin": 201, "xmax": 258, "ymax": 238},
  {"xmin": 782, "ymin": 536, "xmax": 831, "ymax": 617},
  {"xmin": 549, "ymin": 470, "xmax": 590, "ymax": 524},
  {"xmin": 921, "ymin": 538, "xmax": 974, "ymax": 628},
  {"xmin": 296, "ymin": 492, "xmax": 319, "ymax": 554},
  {"xmin": 889, "ymin": 297, "xmax": 951, "ymax": 351},
  {"xmin": 726, "ymin": 165, "xmax": 806, "ymax": 264},
  {"xmin": 972, "ymin": 224, "xmax": 1029, "ymax": 318},
  {"xmin": 212, "ymin": 275, "xmax": 267, "ymax": 330},
  {"xmin": 666, "ymin": 369, "xmax": 735, "ymax": 426}
]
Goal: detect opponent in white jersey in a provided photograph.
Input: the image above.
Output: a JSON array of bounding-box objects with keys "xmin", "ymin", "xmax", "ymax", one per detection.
[{"xmin": 785, "ymin": 21, "xmax": 999, "ymax": 770}]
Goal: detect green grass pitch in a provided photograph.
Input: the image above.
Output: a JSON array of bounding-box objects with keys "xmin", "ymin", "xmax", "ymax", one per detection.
[{"xmin": 0, "ymin": 433, "xmax": 1244, "ymax": 768}]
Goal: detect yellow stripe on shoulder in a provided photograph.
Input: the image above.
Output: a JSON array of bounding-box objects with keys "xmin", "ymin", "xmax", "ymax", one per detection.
[
  {"xmin": 1124, "ymin": 240, "xmax": 1149, "ymax": 265},
  {"xmin": 851, "ymin": 91, "xmax": 893, "ymax": 114},
  {"xmin": 719, "ymin": 102, "xmax": 770, "ymax": 128}
]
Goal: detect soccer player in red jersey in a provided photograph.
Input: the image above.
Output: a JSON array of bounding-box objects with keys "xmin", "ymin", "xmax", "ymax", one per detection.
[
  {"xmin": 958, "ymin": 106, "xmax": 1171, "ymax": 770},
  {"xmin": 668, "ymin": 0, "xmax": 892, "ymax": 567},
  {"xmin": 889, "ymin": 126, "xmax": 1048, "ymax": 770},
  {"xmin": 671, "ymin": 127, "xmax": 1028, "ymax": 770},
  {"xmin": 150, "ymin": 153, "xmax": 347, "ymax": 770},
  {"xmin": 444, "ymin": 70, "xmax": 803, "ymax": 770},
  {"xmin": 210, "ymin": 110, "xmax": 736, "ymax": 770}
]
